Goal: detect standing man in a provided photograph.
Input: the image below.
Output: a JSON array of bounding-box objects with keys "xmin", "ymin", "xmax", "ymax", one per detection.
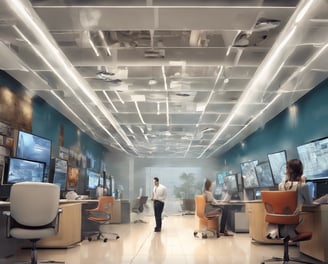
[{"xmin": 151, "ymin": 177, "xmax": 167, "ymax": 232}]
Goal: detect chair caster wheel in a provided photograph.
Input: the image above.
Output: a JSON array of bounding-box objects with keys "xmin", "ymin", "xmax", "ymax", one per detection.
[
  {"xmin": 202, "ymin": 234, "xmax": 208, "ymax": 239},
  {"xmin": 216, "ymin": 233, "xmax": 220, "ymax": 238},
  {"xmin": 104, "ymin": 238, "xmax": 108, "ymax": 242},
  {"xmin": 193, "ymin": 232, "xmax": 198, "ymax": 237},
  {"xmin": 116, "ymin": 236, "xmax": 120, "ymax": 239},
  {"xmin": 88, "ymin": 237, "xmax": 92, "ymax": 242}
]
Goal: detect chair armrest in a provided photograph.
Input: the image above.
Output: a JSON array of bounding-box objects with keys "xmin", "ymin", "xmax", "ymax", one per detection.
[
  {"xmin": 2, "ymin": 211, "xmax": 11, "ymax": 238},
  {"xmin": 54, "ymin": 208, "xmax": 63, "ymax": 233}
]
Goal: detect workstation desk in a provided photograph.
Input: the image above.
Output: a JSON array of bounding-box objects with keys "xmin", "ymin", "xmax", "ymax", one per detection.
[
  {"xmin": 246, "ymin": 200, "xmax": 328, "ymax": 263},
  {"xmin": 0, "ymin": 198, "xmax": 130, "ymax": 254}
]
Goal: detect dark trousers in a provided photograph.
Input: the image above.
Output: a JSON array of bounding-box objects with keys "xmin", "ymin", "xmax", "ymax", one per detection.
[
  {"xmin": 220, "ymin": 205, "xmax": 229, "ymax": 233},
  {"xmin": 154, "ymin": 200, "xmax": 164, "ymax": 230}
]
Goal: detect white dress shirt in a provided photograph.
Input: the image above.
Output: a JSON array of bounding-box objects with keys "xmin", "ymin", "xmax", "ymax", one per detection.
[{"xmin": 153, "ymin": 184, "xmax": 167, "ymax": 202}]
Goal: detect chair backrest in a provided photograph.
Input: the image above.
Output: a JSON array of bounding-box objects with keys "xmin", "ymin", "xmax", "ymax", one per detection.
[
  {"xmin": 261, "ymin": 190, "xmax": 299, "ymax": 225},
  {"xmin": 97, "ymin": 196, "xmax": 115, "ymax": 213},
  {"xmin": 195, "ymin": 195, "xmax": 206, "ymax": 219},
  {"xmin": 10, "ymin": 182, "xmax": 60, "ymax": 227}
]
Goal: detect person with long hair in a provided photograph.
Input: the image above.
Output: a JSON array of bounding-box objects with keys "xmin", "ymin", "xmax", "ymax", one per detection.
[{"xmin": 203, "ymin": 179, "xmax": 233, "ymax": 236}]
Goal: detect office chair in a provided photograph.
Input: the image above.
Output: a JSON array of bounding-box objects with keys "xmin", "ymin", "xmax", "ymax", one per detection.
[
  {"xmin": 131, "ymin": 196, "xmax": 148, "ymax": 223},
  {"xmin": 3, "ymin": 182, "xmax": 63, "ymax": 264},
  {"xmin": 85, "ymin": 196, "xmax": 119, "ymax": 242},
  {"xmin": 193, "ymin": 195, "xmax": 220, "ymax": 239},
  {"xmin": 261, "ymin": 191, "xmax": 315, "ymax": 264}
]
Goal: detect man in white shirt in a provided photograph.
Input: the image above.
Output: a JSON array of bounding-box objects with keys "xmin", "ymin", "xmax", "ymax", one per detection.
[{"xmin": 151, "ymin": 177, "xmax": 167, "ymax": 232}]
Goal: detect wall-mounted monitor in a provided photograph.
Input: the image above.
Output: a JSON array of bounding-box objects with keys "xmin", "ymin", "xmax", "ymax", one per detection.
[
  {"xmin": 224, "ymin": 174, "xmax": 239, "ymax": 194},
  {"xmin": 255, "ymin": 161, "xmax": 275, "ymax": 188},
  {"xmin": 268, "ymin": 150, "xmax": 287, "ymax": 184},
  {"xmin": 216, "ymin": 171, "xmax": 228, "ymax": 185},
  {"xmin": 297, "ymin": 137, "xmax": 328, "ymax": 181},
  {"xmin": 240, "ymin": 160, "xmax": 259, "ymax": 189},
  {"xmin": 4, "ymin": 157, "xmax": 45, "ymax": 184},
  {"xmin": 52, "ymin": 158, "xmax": 68, "ymax": 190},
  {"xmin": 16, "ymin": 131, "xmax": 51, "ymax": 175},
  {"xmin": 87, "ymin": 169, "xmax": 101, "ymax": 190}
]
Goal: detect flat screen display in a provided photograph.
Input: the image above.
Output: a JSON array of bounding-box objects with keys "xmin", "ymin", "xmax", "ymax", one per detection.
[
  {"xmin": 16, "ymin": 131, "xmax": 51, "ymax": 174},
  {"xmin": 216, "ymin": 171, "xmax": 228, "ymax": 185},
  {"xmin": 268, "ymin": 150, "xmax": 287, "ymax": 184},
  {"xmin": 297, "ymin": 137, "xmax": 328, "ymax": 181},
  {"xmin": 224, "ymin": 174, "xmax": 239, "ymax": 194},
  {"xmin": 240, "ymin": 160, "xmax": 259, "ymax": 189},
  {"xmin": 255, "ymin": 161, "xmax": 275, "ymax": 188},
  {"xmin": 87, "ymin": 169, "xmax": 101, "ymax": 190},
  {"xmin": 5, "ymin": 157, "xmax": 45, "ymax": 184},
  {"xmin": 53, "ymin": 158, "xmax": 68, "ymax": 190}
]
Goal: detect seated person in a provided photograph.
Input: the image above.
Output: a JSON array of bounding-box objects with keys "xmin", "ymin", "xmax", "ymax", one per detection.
[
  {"xmin": 268, "ymin": 159, "xmax": 312, "ymax": 240},
  {"xmin": 203, "ymin": 179, "xmax": 233, "ymax": 236}
]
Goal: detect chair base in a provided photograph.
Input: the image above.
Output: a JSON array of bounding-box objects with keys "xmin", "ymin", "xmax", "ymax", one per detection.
[
  {"xmin": 261, "ymin": 236, "xmax": 316, "ymax": 264},
  {"xmin": 193, "ymin": 230, "xmax": 220, "ymax": 239},
  {"xmin": 133, "ymin": 219, "xmax": 148, "ymax": 223},
  {"xmin": 85, "ymin": 231, "xmax": 120, "ymax": 242}
]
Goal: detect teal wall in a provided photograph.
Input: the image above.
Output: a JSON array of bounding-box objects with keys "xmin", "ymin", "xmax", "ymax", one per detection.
[
  {"xmin": 218, "ymin": 78, "xmax": 328, "ymax": 173},
  {"xmin": 32, "ymin": 97, "xmax": 106, "ymax": 172}
]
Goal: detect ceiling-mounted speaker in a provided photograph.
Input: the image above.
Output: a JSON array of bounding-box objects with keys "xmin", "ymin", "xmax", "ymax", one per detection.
[
  {"xmin": 254, "ymin": 18, "xmax": 280, "ymax": 32},
  {"xmin": 233, "ymin": 32, "xmax": 250, "ymax": 47}
]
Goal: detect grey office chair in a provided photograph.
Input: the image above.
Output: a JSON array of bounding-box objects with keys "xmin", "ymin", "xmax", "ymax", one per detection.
[
  {"xmin": 131, "ymin": 196, "xmax": 148, "ymax": 223},
  {"xmin": 3, "ymin": 182, "xmax": 64, "ymax": 264}
]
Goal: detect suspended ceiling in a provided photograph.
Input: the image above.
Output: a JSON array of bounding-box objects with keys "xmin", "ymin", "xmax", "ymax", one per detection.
[{"xmin": 0, "ymin": 0, "xmax": 327, "ymax": 158}]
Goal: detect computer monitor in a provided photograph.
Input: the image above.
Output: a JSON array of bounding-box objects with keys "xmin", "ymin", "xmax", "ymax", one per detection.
[
  {"xmin": 216, "ymin": 171, "xmax": 228, "ymax": 185},
  {"xmin": 297, "ymin": 137, "xmax": 328, "ymax": 181},
  {"xmin": 255, "ymin": 161, "xmax": 275, "ymax": 188},
  {"xmin": 4, "ymin": 157, "xmax": 45, "ymax": 184},
  {"xmin": 52, "ymin": 158, "xmax": 68, "ymax": 190},
  {"xmin": 240, "ymin": 160, "xmax": 259, "ymax": 189},
  {"xmin": 223, "ymin": 174, "xmax": 239, "ymax": 194},
  {"xmin": 87, "ymin": 169, "xmax": 101, "ymax": 190},
  {"xmin": 16, "ymin": 130, "xmax": 52, "ymax": 176},
  {"xmin": 268, "ymin": 150, "xmax": 287, "ymax": 185}
]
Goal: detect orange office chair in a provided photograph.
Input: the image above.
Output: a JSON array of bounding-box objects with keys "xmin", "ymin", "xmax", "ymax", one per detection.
[
  {"xmin": 85, "ymin": 196, "xmax": 119, "ymax": 242},
  {"xmin": 193, "ymin": 195, "xmax": 221, "ymax": 239},
  {"xmin": 261, "ymin": 191, "xmax": 315, "ymax": 264}
]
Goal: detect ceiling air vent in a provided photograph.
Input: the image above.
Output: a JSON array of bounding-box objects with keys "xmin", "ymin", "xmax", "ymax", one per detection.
[{"xmin": 144, "ymin": 49, "xmax": 165, "ymax": 58}]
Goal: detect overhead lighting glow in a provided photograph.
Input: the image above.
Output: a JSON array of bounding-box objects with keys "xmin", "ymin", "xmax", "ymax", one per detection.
[
  {"xmin": 135, "ymin": 101, "xmax": 146, "ymax": 125},
  {"xmin": 98, "ymin": 30, "xmax": 111, "ymax": 56},
  {"xmin": 88, "ymin": 31, "xmax": 99, "ymax": 57},
  {"xmin": 102, "ymin": 90, "xmax": 118, "ymax": 113}
]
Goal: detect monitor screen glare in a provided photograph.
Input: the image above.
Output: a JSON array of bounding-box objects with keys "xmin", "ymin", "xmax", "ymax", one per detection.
[
  {"xmin": 255, "ymin": 161, "xmax": 274, "ymax": 188},
  {"xmin": 224, "ymin": 174, "xmax": 238, "ymax": 194},
  {"xmin": 16, "ymin": 131, "xmax": 51, "ymax": 170},
  {"xmin": 297, "ymin": 138, "xmax": 328, "ymax": 181},
  {"xmin": 53, "ymin": 158, "xmax": 68, "ymax": 190},
  {"xmin": 7, "ymin": 158, "xmax": 45, "ymax": 184},
  {"xmin": 241, "ymin": 160, "xmax": 259, "ymax": 189},
  {"xmin": 268, "ymin": 150, "xmax": 287, "ymax": 184},
  {"xmin": 87, "ymin": 170, "xmax": 101, "ymax": 190}
]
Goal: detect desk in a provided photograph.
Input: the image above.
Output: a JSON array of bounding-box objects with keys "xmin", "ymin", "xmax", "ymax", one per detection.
[
  {"xmin": 36, "ymin": 202, "xmax": 82, "ymax": 248},
  {"xmin": 299, "ymin": 204, "xmax": 328, "ymax": 262},
  {"xmin": 0, "ymin": 203, "xmax": 19, "ymax": 258}
]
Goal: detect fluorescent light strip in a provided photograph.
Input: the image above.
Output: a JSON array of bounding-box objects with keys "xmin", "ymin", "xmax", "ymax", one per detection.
[
  {"xmin": 50, "ymin": 91, "xmax": 87, "ymax": 126},
  {"xmin": 162, "ymin": 65, "xmax": 170, "ymax": 126},
  {"xmin": 161, "ymin": 66, "xmax": 168, "ymax": 91},
  {"xmin": 157, "ymin": 102, "xmax": 160, "ymax": 115},
  {"xmin": 206, "ymin": 94, "xmax": 281, "ymax": 158},
  {"xmin": 166, "ymin": 95, "xmax": 170, "ymax": 127},
  {"xmin": 102, "ymin": 91, "xmax": 118, "ymax": 112},
  {"xmin": 127, "ymin": 126, "xmax": 134, "ymax": 134},
  {"xmin": 295, "ymin": 0, "xmax": 315, "ymax": 23},
  {"xmin": 88, "ymin": 31, "xmax": 100, "ymax": 57},
  {"xmin": 10, "ymin": 1, "xmax": 136, "ymax": 152},
  {"xmin": 98, "ymin": 30, "xmax": 111, "ymax": 56},
  {"xmin": 115, "ymin": 90, "xmax": 125, "ymax": 104},
  {"xmin": 135, "ymin": 101, "xmax": 146, "ymax": 125},
  {"xmin": 300, "ymin": 43, "xmax": 328, "ymax": 72},
  {"xmin": 198, "ymin": 26, "xmax": 297, "ymax": 158}
]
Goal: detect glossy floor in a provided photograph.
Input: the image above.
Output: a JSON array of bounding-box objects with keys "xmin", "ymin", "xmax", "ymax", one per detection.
[{"xmin": 1, "ymin": 215, "xmax": 321, "ymax": 264}]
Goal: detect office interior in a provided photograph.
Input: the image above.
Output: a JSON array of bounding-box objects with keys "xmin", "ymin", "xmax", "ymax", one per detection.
[{"xmin": 0, "ymin": 1, "xmax": 328, "ymax": 263}]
